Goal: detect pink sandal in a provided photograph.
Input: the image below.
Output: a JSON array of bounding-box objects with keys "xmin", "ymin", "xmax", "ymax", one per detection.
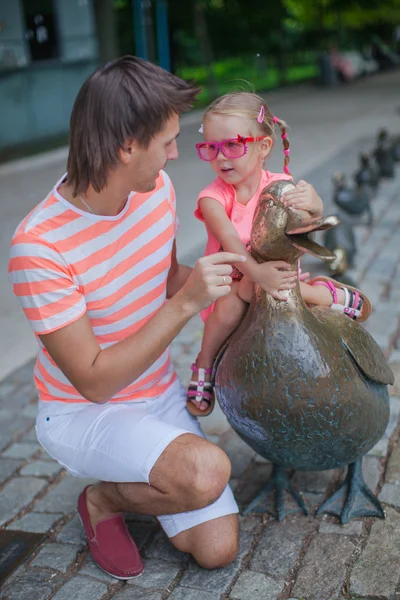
[
  {"xmin": 186, "ymin": 363, "xmax": 215, "ymax": 417},
  {"xmin": 310, "ymin": 276, "xmax": 372, "ymax": 323}
]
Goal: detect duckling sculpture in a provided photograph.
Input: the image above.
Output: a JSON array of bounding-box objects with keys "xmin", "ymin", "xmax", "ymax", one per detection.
[
  {"xmin": 214, "ymin": 180, "xmax": 394, "ymax": 524},
  {"xmin": 332, "ymin": 172, "xmax": 372, "ymax": 224},
  {"xmin": 374, "ymin": 129, "xmax": 395, "ymax": 178},
  {"xmin": 354, "ymin": 151, "xmax": 380, "ymax": 194},
  {"xmin": 392, "ymin": 134, "xmax": 400, "ymax": 162}
]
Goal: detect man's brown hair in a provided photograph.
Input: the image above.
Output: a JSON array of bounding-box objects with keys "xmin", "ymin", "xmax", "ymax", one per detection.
[{"xmin": 67, "ymin": 56, "xmax": 200, "ymax": 195}]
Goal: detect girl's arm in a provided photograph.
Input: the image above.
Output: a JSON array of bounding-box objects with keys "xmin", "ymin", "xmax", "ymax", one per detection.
[{"xmin": 199, "ymin": 197, "xmax": 297, "ymax": 299}]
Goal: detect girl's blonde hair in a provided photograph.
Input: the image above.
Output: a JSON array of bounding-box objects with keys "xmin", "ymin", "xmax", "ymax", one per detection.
[{"xmin": 203, "ymin": 92, "xmax": 291, "ymax": 176}]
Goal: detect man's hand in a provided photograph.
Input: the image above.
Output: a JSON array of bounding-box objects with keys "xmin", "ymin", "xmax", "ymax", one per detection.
[
  {"xmin": 176, "ymin": 252, "xmax": 246, "ymax": 314},
  {"xmin": 282, "ymin": 180, "xmax": 323, "ymax": 216},
  {"xmin": 253, "ymin": 261, "xmax": 297, "ymax": 300}
]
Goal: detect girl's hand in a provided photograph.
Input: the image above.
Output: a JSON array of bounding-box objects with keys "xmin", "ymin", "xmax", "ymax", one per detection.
[
  {"xmin": 282, "ymin": 180, "xmax": 323, "ymax": 216},
  {"xmin": 254, "ymin": 261, "xmax": 297, "ymax": 300},
  {"xmin": 299, "ymin": 267, "xmax": 310, "ymax": 282}
]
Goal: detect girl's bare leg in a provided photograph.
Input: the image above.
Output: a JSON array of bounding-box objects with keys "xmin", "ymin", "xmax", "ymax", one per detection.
[
  {"xmin": 300, "ymin": 281, "xmax": 345, "ymax": 306},
  {"xmin": 189, "ymin": 281, "xmax": 250, "ymax": 411}
]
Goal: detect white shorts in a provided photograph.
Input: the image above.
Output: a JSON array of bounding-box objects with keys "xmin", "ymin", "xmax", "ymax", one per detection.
[{"xmin": 35, "ymin": 378, "xmax": 238, "ymax": 538}]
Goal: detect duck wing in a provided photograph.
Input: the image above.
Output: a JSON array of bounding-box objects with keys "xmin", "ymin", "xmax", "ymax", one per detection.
[{"xmin": 312, "ymin": 308, "xmax": 394, "ymax": 385}]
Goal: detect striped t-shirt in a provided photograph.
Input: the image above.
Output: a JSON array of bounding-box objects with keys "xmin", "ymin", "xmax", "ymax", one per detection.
[{"xmin": 9, "ymin": 170, "xmax": 178, "ymax": 404}]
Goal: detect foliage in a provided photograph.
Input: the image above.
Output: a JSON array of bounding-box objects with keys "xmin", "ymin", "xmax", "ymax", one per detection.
[
  {"xmin": 283, "ymin": 0, "xmax": 400, "ymax": 32},
  {"xmin": 176, "ymin": 56, "xmax": 318, "ymax": 107}
]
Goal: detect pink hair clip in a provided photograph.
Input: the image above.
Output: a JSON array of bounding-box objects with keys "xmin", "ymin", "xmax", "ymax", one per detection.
[
  {"xmin": 257, "ymin": 106, "xmax": 265, "ymax": 123},
  {"xmin": 281, "ymin": 133, "xmax": 288, "ymax": 139},
  {"xmin": 284, "ymin": 165, "xmax": 291, "ymax": 175},
  {"xmin": 273, "ymin": 116, "xmax": 279, "ymax": 124},
  {"xmin": 284, "ymin": 149, "xmax": 290, "ymax": 155}
]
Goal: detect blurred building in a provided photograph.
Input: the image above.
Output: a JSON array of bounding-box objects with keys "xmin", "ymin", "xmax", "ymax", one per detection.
[{"xmin": 0, "ymin": 0, "xmax": 100, "ymax": 154}]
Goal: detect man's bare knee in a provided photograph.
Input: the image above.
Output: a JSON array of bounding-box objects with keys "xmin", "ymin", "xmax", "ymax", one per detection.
[
  {"xmin": 195, "ymin": 539, "xmax": 238, "ymax": 569},
  {"xmin": 189, "ymin": 442, "xmax": 231, "ymax": 508},
  {"xmin": 172, "ymin": 514, "xmax": 239, "ymax": 569},
  {"xmin": 150, "ymin": 434, "xmax": 231, "ymax": 512}
]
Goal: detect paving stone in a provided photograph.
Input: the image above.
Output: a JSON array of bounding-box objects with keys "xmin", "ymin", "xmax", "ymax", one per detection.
[
  {"xmin": 234, "ymin": 461, "xmax": 273, "ymax": 509},
  {"xmin": 230, "ymin": 570, "xmax": 284, "ymax": 600},
  {"xmin": 127, "ymin": 559, "xmax": 180, "ymax": 589},
  {"xmin": 57, "ymin": 515, "xmax": 86, "ymax": 546},
  {"xmin": 291, "ymin": 469, "xmax": 336, "ymax": 494},
  {"xmin": 384, "ymin": 410, "xmax": 400, "ymax": 439},
  {"xmin": 20, "ymin": 427, "xmax": 39, "ymax": 442},
  {"xmin": 390, "ymin": 396, "xmax": 400, "ymax": 415},
  {"xmin": 144, "ymin": 531, "xmax": 189, "ymax": 565},
  {"xmin": 350, "ymin": 506, "xmax": 400, "ymax": 598},
  {"xmin": 10, "ymin": 360, "xmax": 35, "ymax": 385},
  {"xmin": 318, "ymin": 519, "xmax": 363, "ymax": 535},
  {"xmin": 389, "ymin": 350, "xmax": 400, "ymax": 363},
  {"xmin": 0, "ymin": 457, "xmax": 22, "ymax": 484},
  {"xmin": 2, "ymin": 441, "xmax": 41, "ymax": 459},
  {"xmin": 79, "ymin": 555, "xmax": 117, "ymax": 582},
  {"xmin": 168, "ymin": 589, "xmax": 219, "ymax": 600},
  {"xmin": 379, "ymin": 482, "xmax": 400, "ymax": 507},
  {"xmin": 0, "ymin": 411, "xmax": 34, "ymax": 451},
  {"xmin": 219, "ymin": 430, "xmax": 256, "ymax": 478},
  {"xmin": 151, "ymin": 516, "xmax": 256, "ymax": 595},
  {"xmin": 179, "ymin": 553, "xmax": 239, "ymax": 594},
  {"xmin": 292, "ymin": 534, "xmax": 355, "ymax": 600},
  {"xmin": 250, "ymin": 516, "xmax": 316, "ymax": 579},
  {"xmin": 368, "ymin": 436, "xmax": 389, "ymax": 457},
  {"xmin": 304, "ymin": 491, "xmax": 325, "ymax": 508},
  {"xmin": 1, "ymin": 382, "xmax": 37, "ymax": 410},
  {"xmin": 34, "ymin": 475, "xmax": 95, "ymax": 513},
  {"xmin": 0, "ymin": 568, "xmax": 59, "ymax": 600},
  {"xmin": 386, "ymin": 441, "xmax": 400, "ymax": 482},
  {"xmin": 51, "ymin": 575, "xmax": 108, "ymax": 600},
  {"xmin": 30, "ymin": 542, "xmax": 81, "ymax": 572},
  {"xmin": 21, "ymin": 403, "xmax": 39, "ymax": 418},
  {"xmin": 38, "ymin": 448, "xmax": 60, "ymax": 462},
  {"xmin": 8, "ymin": 511, "xmax": 63, "ymax": 533},
  {"xmin": 0, "ymin": 379, "xmax": 17, "ymax": 399},
  {"xmin": 114, "ymin": 588, "xmax": 163, "ymax": 600},
  {"xmin": 20, "ymin": 460, "xmax": 62, "ymax": 477},
  {"xmin": 389, "ymin": 362, "xmax": 400, "ymax": 396},
  {"xmin": 0, "ymin": 477, "xmax": 47, "ymax": 525},
  {"xmin": 364, "ymin": 312, "xmax": 396, "ymax": 339},
  {"xmin": 362, "ymin": 455, "xmax": 383, "ymax": 492}
]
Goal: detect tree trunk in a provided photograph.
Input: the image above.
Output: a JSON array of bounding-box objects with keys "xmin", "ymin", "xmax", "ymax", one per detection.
[
  {"xmin": 93, "ymin": 0, "xmax": 118, "ymax": 64},
  {"xmin": 193, "ymin": 0, "xmax": 218, "ymax": 99}
]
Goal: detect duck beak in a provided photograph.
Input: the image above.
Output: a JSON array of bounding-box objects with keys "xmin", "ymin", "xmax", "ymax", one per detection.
[{"xmin": 285, "ymin": 215, "xmax": 339, "ymax": 261}]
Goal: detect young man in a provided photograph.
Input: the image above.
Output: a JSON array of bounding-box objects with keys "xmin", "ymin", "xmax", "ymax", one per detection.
[{"xmin": 9, "ymin": 56, "xmax": 246, "ymax": 579}]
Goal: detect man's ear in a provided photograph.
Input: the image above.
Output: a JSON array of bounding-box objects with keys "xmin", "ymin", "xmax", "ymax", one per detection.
[{"xmin": 119, "ymin": 140, "xmax": 135, "ymax": 165}]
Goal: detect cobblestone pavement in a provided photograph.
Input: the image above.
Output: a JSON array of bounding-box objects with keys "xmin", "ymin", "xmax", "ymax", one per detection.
[{"xmin": 1, "ymin": 146, "xmax": 400, "ymax": 599}]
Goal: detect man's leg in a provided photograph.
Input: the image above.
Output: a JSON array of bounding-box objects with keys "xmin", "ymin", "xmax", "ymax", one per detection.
[
  {"xmin": 171, "ymin": 514, "xmax": 239, "ymax": 569},
  {"xmin": 85, "ymin": 432, "xmax": 239, "ymax": 568}
]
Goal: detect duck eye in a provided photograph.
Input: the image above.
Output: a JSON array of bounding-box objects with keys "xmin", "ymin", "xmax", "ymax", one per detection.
[{"xmin": 267, "ymin": 199, "xmax": 275, "ymax": 207}]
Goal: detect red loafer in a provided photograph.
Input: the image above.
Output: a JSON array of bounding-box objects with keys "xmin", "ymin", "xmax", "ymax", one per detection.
[{"xmin": 77, "ymin": 485, "xmax": 144, "ymax": 580}]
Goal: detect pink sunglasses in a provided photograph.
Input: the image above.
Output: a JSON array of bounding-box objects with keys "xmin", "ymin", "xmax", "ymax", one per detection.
[{"xmin": 196, "ymin": 135, "xmax": 265, "ymax": 161}]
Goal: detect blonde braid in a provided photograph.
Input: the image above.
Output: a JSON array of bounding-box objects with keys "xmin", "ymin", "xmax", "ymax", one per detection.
[{"xmin": 272, "ymin": 116, "xmax": 291, "ymax": 177}]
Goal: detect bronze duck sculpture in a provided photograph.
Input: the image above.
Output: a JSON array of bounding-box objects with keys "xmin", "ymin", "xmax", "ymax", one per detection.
[{"xmin": 214, "ymin": 179, "xmax": 394, "ymax": 523}]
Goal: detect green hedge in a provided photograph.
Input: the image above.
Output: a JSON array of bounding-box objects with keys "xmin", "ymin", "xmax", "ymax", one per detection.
[{"xmin": 176, "ymin": 57, "xmax": 318, "ymax": 107}]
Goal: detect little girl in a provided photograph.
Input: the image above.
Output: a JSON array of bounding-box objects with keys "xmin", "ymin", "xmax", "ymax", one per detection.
[{"xmin": 187, "ymin": 92, "xmax": 371, "ymax": 417}]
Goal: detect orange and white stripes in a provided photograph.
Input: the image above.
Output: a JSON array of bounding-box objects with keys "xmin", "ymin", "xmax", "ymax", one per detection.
[{"xmin": 9, "ymin": 171, "xmax": 177, "ymax": 403}]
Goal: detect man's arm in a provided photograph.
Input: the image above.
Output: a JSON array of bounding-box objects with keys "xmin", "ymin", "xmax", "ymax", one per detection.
[
  {"xmin": 39, "ymin": 252, "xmax": 245, "ymax": 405},
  {"xmin": 166, "ymin": 241, "xmax": 192, "ymax": 298}
]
